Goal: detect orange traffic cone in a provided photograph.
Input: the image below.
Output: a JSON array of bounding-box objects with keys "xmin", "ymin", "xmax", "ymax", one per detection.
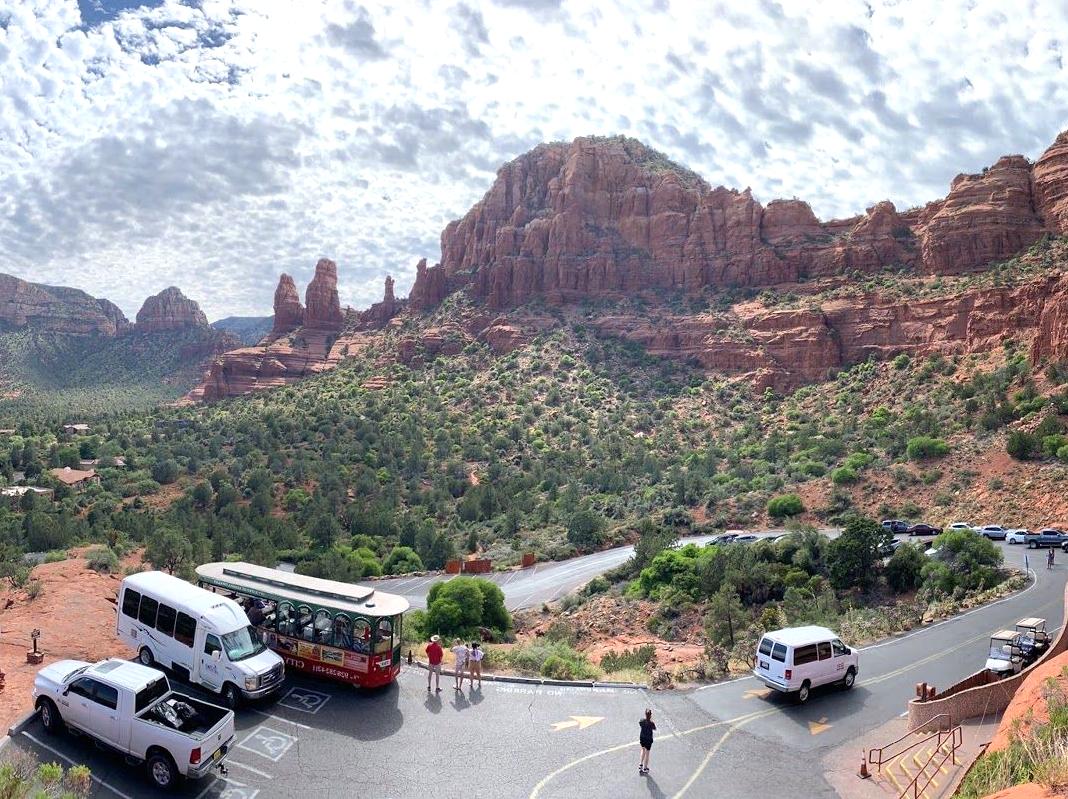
[{"xmin": 859, "ymin": 758, "xmax": 870, "ymax": 779}]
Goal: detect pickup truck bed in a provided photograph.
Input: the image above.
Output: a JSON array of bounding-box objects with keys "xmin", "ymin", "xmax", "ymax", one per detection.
[{"xmin": 139, "ymin": 694, "xmax": 231, "ymax": 737}]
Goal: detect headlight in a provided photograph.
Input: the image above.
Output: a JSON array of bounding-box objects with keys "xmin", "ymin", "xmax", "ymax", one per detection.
[{"xmin": 244, "ymin": 676, "xmax": 258, "ymax": 690}]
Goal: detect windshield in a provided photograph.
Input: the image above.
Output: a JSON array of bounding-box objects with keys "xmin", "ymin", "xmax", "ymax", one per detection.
[
  {"xmin": 222, "ymin": 625, "xmax": 267, "ymax": 662},
  {"xmin": 988, "ymin": 642, "xmax": 1012, "ymax": 660}
]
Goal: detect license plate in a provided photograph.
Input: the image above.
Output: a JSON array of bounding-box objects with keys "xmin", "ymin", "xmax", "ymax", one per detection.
[
  {"xmin": 759, "ymin": 660, "xmax": 769, "ymax": 670},
  {"xmin": 213, "ymin": 749, "xmax": 222, "ymax": 762}
]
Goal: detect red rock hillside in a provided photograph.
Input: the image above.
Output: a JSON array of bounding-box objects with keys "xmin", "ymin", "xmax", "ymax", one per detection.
[
  {"xmin": 0, "ymin": 272, "xmax": 129, "ymax": 335},
  {"xmin": 134, "ymin": 286, "xmax": 209, "ymax": 332},
  {"xmin": 410, "ymin": 133, "xmax": 1068, "ymax": 309}
]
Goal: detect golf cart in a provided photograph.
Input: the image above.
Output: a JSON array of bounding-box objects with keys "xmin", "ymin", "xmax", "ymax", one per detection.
[
  {"xmin": 985, "ymin": 629, "xmax": 1024, "ymax": 678},
  {"xmin": 1015, "ymin": 617, "xmax": 1051, "ymax": 665}
]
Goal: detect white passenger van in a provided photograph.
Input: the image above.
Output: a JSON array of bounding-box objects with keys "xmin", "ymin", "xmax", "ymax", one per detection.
[
  {"xmin": 118, "ymin": 571, "xmax": 284, "ymax": 708},
  {"xmin": 753, "ymin": 625, "xmax": 859, "ymax": 703}
]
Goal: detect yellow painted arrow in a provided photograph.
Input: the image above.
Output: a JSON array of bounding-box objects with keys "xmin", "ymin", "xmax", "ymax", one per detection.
[
  {"xmin": 550, "ymin": 715, "xmax": 604, "ymax": 732},
  {"xmin": 743, "ymin": 688, "xmax": 771, "ymax": 700},
  {"xmin": 808, "ymin": 716, "xmax": 832, "ymax": 735}
]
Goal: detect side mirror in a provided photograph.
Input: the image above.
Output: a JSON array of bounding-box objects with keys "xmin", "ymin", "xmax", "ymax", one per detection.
[
  {"xmin": 61, "ymin": 687, "xmax": 69, "ymax": 697},
  {"xmin": 212, "ymin": 649, "xmax": 222, "ymax": 662}
]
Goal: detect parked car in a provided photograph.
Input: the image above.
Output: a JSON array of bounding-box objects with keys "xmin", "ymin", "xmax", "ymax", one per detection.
[
  {"xmin": 880, "ymin": 519, "xmax": 909, "ymax": 534},
  {"xmin": 906, "ymin": 523, "xmax": 942, "ymax": 537},
  {"xmin": 947, "ymin": 522, "xmax": 975, "ymax": 532},
  {"xmin": 985, "ymin": 630, "xmax": 1024, "ymax": 678},
  {"xmin": 879, "ymin": 539, "xmax": 905, "ymax": 557},
  {"xmin": 33, "ymin": 659, "xmax": 234, "ymax": 790},
  {"xmin": 976, "ymin": 525, "xmax": 1008, "ymax": 540},
  {"xmin": 711, "ymin": 533, "xmax": 738, "ymax": 544},
  {"xmin": 1025, "ymin": 529, "xmax": 1068, "ymax": 549},
  {"xmin": 733, "ymin": 534, "xmax": 759, "ymax": 544},
  {"xmin": 752, "ymin": 625, "xmax": 858, "ymax": 703},
  {"xmin": 767, "ymin": 533, "xmax": 793, "ymax": 543},
  {"xmin": 1007, "ymin": 529, "xmax": 1033, "ymax": 545},
  {"xmin": 924, "ymin": 546, "xmax": 941, "ymax": 557}
]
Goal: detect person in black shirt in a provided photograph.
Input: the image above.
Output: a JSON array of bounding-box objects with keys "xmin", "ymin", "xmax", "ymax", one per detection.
[{"xmin": 638, "ymin": 708, "xmax": 656, "ymax": 775}]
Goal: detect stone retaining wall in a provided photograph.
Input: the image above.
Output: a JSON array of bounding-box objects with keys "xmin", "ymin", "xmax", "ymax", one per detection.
[{"xmin": 907, "ymin": 582, "xmax": 1068, "ymax": 730}]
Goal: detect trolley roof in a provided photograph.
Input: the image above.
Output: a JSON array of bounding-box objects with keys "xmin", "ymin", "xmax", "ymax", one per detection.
[{"xmin": 195, "ymin": 561, "xmax": 409, "ymax": 617}]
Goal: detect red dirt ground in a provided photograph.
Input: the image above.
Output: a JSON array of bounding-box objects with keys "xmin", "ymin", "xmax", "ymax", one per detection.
[{"xmin": 0, "ymin": 548, "xmax": 143, "ymax": 731}]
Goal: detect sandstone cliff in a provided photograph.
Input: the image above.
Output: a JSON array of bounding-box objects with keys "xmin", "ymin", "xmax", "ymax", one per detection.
[
  {"xmin": 270, "ymin": 274, "xmax": 304, "ymax": 339},
  {"xmin": 304, "ymin": 259, "xmax": 344, "ymax": 330},
  {"xmin": 409, "ymin": 132, "xmax": 1068, "ymax": 310},
  {"xmin": 135, "ymin": 287, "xmax": 209, "ymax": 332},
  {"xmin": 0, "ymin": 273, "xmax": 129, "ymax": 335}
]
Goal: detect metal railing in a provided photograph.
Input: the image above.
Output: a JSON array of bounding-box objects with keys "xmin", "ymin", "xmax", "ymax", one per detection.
[
  {"xmin": 899, "ymin": 724, "xmax": 963, "ymax": 799},
  {"xmin": 868, "ymin": 713, "xmax": 950, "ymax": 771}
]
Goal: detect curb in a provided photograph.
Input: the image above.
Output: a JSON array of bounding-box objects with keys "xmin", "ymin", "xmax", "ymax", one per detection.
[
  {"xmin": 7, "ymin": 709, "xmax": 38, "ymax": 738},
  {"xmin": 407, "ymin": 660, "xmax": 647, "ymax": 689}
]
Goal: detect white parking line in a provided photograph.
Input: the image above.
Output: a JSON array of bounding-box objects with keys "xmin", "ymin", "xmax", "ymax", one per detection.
[
  {"xmin": 226, "ymin": 759, "xmax": 274, "ymax": 779},
  {"xmin": 196, "ymin": 775, "xmax": 259, "ymax": 799},
  {"xmin": 21, "ymin": 731, "xmax": 134, "ymax": 799},
  {"xmin": 245, "ymin": 707, "xmax": 312, "ymax": 730}
]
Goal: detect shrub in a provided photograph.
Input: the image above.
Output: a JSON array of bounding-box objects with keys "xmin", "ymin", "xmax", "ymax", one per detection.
[
  {"xmin": 1007, "ymin": 430, "xmax": 1039, "ymax": 460},
  {"xmin": 566, "ymin": 506, "xmax": 605, "ymax": 550},
  {"xmin": 24, "ymin": 579, "xmax": 43, "ymax": 600},
  {"xmin": 64, "ymin": 764, "xmax": 92, "ymax": 797},
  {"xmin": 906, "ymin": 436, "xmax": 950, "ymax": 460},
  {"xmin": 767, "ymin": 493, "xmax": 804, "ymax": 519},
  {"xmin": 831, "ymin": 466, "xmax": 859, "ymax": 485},
  {"xmin": 426, "ymin": 576, "xmax": 511, "ymax": 638},
  {"xmin": 503, "ymin": 640, "xmax": 596, "ymax": 680},
  {"xmin": 36, "ymin": 762, "xmax": 64, "ymax": 787},
  {"xmin": 885, "ymin": 544, "xmax": 925, "ymax": 593},
  {"xmin": 85, "ymin": 546, "xmax": 119, "ymax": 574},
  {"xmin": 600, "ymin": 645, "xmax": 656, "ymax": 672},
  {"xmin": 383, "ymin": 546, "xmax": 423, "ymax": 575},
  {"xmin": 892, "ymin": 354, "xmax": 911, "ymax": 370}
]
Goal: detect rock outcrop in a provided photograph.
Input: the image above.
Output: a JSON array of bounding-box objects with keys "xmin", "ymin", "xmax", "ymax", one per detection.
[
  {"xmin": 135, "ymin": 287, "xmax": 209, "ymax": 332},
  {"xmin": 356, "ymin": 275, "xmax": 403, "ymax": 330},
  {"xmin": 0, "ymin": 273, "xmax": 129, "ymax": 335},
  {"xmin": 407, "ymin": 132, "xmax": 1068, "ymax": 312},
  {"xmin": 270, "ymin": 274, "xmax": 304, "ymax": 339},
  {"xmin": 304, "ymin": 259, "xmax": 343, "ymax": 330}
]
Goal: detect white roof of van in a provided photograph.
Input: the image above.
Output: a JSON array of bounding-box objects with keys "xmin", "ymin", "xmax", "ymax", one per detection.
[
  {"xmin": 123, "ymin": 570, "xmax": 249, "ymax": 631},
  {"xmin": 86, "ymin": 659, "xmax": 167, "ymax": 692},
  {"xmin": 764, "ymin": 626, "xmax": 840, "ymax": 646}
]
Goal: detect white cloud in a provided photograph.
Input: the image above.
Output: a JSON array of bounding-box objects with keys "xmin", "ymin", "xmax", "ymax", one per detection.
[{"xmin": 1, "ymin": 0, "xmax": 1067, "ymax": 319}]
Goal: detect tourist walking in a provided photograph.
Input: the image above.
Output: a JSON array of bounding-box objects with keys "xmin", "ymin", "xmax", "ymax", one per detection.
[
  {"xmin": 468, "ymin": 642, "xmax": 484, "ymax": 688},
  {"xmin": 426, "ymin": 635, "xmax": 443, "ymax": 692},
  {"xmin": 638, "ymin": 708, "xmax": 655, "ymax": 775},
  {"xmin": 1048, "ymin": 547, "xmax": 1056, "ymax": 570},
  {"xmin": 451, "ymin": 638, "xmax": 469, "ymax": 690}
]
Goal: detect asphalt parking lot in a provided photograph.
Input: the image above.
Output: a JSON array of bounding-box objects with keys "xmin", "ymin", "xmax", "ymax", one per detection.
[{"xmin": 4, "ymin": 539, "xmax": 1064, "ymax": 799}]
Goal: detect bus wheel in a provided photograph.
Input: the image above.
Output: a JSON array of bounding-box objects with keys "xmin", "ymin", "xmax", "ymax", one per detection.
[
  {"xmin": 138, "ymin": 647, "xmax": 155, "ymax": 667},
  {"xmin": 797, "ymin": 681, "xmax": 811, "ymax": 704},
  {"xmin": 222, "ymin": 683, "xmax": 241, "ymax": 709}
]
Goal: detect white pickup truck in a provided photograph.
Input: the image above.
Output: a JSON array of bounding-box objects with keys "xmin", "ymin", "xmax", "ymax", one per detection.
[{"xmin": 33, "ymin": 658, "xmax": 234, "ymax": 791}]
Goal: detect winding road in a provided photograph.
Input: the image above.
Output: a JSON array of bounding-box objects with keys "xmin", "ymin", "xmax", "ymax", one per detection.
[{"xmin": 6, "ymin": 537, "xmax": 1065, "ymax": 799}]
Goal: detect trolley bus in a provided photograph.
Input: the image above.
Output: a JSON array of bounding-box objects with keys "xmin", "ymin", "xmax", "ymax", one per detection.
[{"xmin": 194, "ymin": 562, "xmax": 409, "ymax": 688}]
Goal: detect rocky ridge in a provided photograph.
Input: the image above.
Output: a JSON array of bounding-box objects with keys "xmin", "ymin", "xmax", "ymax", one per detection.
[{"xmin": 0, "ymin": 273, "xmax": 129, "ymax": 336}]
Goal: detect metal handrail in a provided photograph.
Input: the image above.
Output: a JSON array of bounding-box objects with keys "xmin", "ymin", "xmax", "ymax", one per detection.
[
  {"xmin": 900, "ymin": 725, "xmax": 962, "ymax": 799},
  {"xmin": 868, "ymin": 713, "xmax": 951, "ymax": 770}
]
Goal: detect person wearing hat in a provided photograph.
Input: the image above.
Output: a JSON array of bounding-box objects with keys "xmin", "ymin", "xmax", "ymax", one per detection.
[{"xmin": 425, "ymin": 635, "xmax": 444, "ymax": 692}]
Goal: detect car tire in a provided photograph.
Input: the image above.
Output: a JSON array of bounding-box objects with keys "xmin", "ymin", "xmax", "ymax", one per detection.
[
  {"xmin": 147, "ymin": 751, "xmax": 178, "ymax": 791},
  {"xmin": 797, "ymin": 681, "xmax": 811, "ymax": 704},
  {"xmin": 221, "ymin": 682, "xmax": 241, "ymax": 709},
  {"xmin": 138, "ymin": 647, "xmax": 155, "ymax": 667},
  {"xmin": 1029, "ymin": 540, "xmax": 1038, "ymax": 549},
  {"xmin": 843, "ymin": 668, "xmax": 856, "ymax": 690},
  {"xmin": 37, "ymin": 698, "xmax": 62, "ymax": 735}
]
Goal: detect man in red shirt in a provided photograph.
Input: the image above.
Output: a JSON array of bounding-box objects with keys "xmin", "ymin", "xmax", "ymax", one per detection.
[{"xmin": 425, "ymin": 634, "xmax": 443, "ymax": 692}]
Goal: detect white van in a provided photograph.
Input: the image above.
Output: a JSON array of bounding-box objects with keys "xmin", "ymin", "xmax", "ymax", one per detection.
[
  {"xmin": 118, "ymin": 571, "xmax": 284, "ymax": 708},
  {"xmin": 753, "ymin": 625, "xmax": 859, "ymax": 703}
]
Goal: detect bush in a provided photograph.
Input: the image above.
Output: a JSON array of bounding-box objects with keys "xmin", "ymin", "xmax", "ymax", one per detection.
[
  {"xmin": 767, "ymin": 493, "xmax": 804, "ymax": 519},
  {"xmin": 150, "ymin": 459, "xmax": 179, "ymax": 485},
  {"xmin": 600, "ymin": 645, "xmax": 656, "ymax": 672},
  {"xmin": 24, "ymin": 579, "xmax": 43, "ymax": 600},
  {"xmin": 906, "ymin": 436, "xmax": 950, "ymax": 460},
  {"xmin": 426, "ymin": 576, "xmax": 511, "ymax": 638},
  {"xmin": 892, "ymin": 354, "xmax": 911, "ymax": 370},
  {"xmin": 85, "ymin": 546, "xmax": 119, "ymax": 574},
  {"xmin": 567, "ymin": 506, "xmax": 605, "ymax": 550},
  {"xmin": 383, "ymin": 546, "xmax": 423, "ymax": 575},
  {"xmin": 885, "ymin": 544, "xmax": 925, "ymax": 593},
  {"xmin": 922, "ymin": 530, "xmax": 1003, "ymax": 594},
  {"xmin": 503, "ymin": 640, "xmax": 596, "ymax": 680},
  {"xmin": 831, "ymin": 466, "xmax": 859, "ymax": 485},
  {"xmin": 64, "ymin": 764, "xmax": 93, "ymax": 797},
  {"xmin": 1007, "ymin": 430, "xmax": 1039, "ymax": 461}
]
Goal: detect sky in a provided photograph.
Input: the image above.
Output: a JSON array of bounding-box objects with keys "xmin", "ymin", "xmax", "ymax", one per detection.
[{"xmin": 1, "ymin": 0, "xmax": 1068, "ymax": 320}]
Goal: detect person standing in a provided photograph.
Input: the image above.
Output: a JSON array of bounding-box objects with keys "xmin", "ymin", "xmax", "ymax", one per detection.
[
  {"xmin": 451, "ymin": 638, "xmax": 469, "ymax": 690},
  {"xmin": 426, "ymin": 635, "xmax": 443, "ymax": 692},
  {"xmin": 468, "ymin": 642, "xmax": 484, "ymax": 689},
  {"xmin": 638, "ymin": 708, "xmax": 656, "ymax": 775},
  {"xmin": 1048, "ymin": 547, "xmax": 1055, "ymax": 570}
]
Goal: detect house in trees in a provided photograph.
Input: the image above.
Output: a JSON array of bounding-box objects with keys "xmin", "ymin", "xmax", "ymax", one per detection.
[{"xmin": 49, "ymin": 467, "xmax": 100, "ymax": 491}]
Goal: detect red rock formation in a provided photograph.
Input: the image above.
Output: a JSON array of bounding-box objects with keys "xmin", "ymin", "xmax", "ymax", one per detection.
[
  {"xmin": 409, "ymin": 258, "xmax": 448, "ymax": 310},
  {"xmin": 304, "ymin": 259, "xmax": 343, "ymax": 330},
  {"xmin": 0, "ymin": 273, "xmax": 129, "ymax": 335},
  {"xmin": 917, "ymin": 156, "xmax": 1045, "ymax": 275},
  {"xmin": 355, "ymin": 275, "xmax": 403, "ymax": 330},
  {"xmin": 270, "ymin": 274, "xmax": 304, "ymax": 339},
  {"xmin": 135, "ymin": 287, "xmax": 209, "ymax": 332},
  {"xmin": 1033, "ymin": 131, "xmax": 1068, "ymax": 233}
]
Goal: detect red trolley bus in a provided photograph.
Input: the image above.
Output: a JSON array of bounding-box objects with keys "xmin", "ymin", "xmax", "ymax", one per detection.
[{"xmin": 195, "ymin": 562, "xmax": 409, "ymax": 688}]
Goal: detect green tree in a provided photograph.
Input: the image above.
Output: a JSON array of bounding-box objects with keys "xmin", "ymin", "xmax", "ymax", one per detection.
[
  {"xmin": 383, "ymin": 546, "xmax": 424, "ymax": 575},
  {"xmin": 567, "ymin": 505, "xmax": 605, "ymax": 550},
  {"xmin": 307, "ymin": 512, "xmax": 341, "ymax": 550},
  {"xmin": 826, "ymin": 515, "xmax": 889, "ymax": 591},
  {"xmin": 1006, "ymin": 430, "xmax": 1038, "ymax": 461},
  {"xmin": 705, "ymin": 584, "xmax": 747, "ymax": 647},
  {"xmin": 145, "ymin": 528, "xmax": 193, "ymax": 574},
  {"xmin": 426, "ymin": 576, "xmax": 511, "ymax": 638},
  {"xmin": 151, "ymin": 459, "xmax": 179, "ymax": 485},
  {"xmin": 191, "ymin": 481, "xmax": 213, "ymax": 510},
  {"xmin": 885, "ymin": 543, "xmax": 925, "ymax": 593}
]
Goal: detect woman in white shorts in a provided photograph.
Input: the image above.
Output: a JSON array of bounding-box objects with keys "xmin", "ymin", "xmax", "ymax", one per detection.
[
  {"xmin": 451, "ymin": 638, "xmax": 469, "ymax": 690},
  {"xmin": 468, "ymin": 642, "xmax": 484, "ymax": 688}
]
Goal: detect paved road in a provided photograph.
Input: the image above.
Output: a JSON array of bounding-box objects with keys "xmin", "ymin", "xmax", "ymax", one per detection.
[{"xmin": 6, "ymin": 540, "xmax": 1063, "ymax": 799}]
